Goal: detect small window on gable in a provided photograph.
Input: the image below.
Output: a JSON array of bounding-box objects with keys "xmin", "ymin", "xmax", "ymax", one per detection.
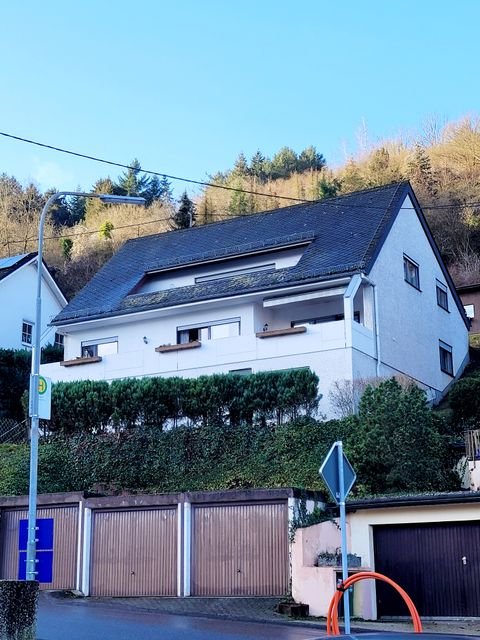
[
  {"xmin": 81, "ymin": 337, "xmax": 118, "ymax": 358},
  {"xmin": 439, "ymin": 340, "xmax": 453, "ymax": 376},
  {"xmin": 404, "ymin": 255, "xmax": 420, "ymax": 289},
  {"xmin": 436, "ymin": 281, "xmax": 448, "ymax": 311},
  {"xmin": 465, "ymin": 304, "xmax": 475, "ymax": 319},
  {"xmin": 21, "ymin": 321, "xmax": 33, "ymax": 346}
]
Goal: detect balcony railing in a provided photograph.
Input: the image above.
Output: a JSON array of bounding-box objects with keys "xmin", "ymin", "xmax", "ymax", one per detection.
[{"xmin": 466, "ymin": 428, "xmax": 480, "ymax": 465}]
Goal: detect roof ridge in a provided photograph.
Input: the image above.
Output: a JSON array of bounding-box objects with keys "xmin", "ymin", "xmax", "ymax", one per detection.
[{"xmin": 124, "ymin": 181, "xmax": 409, "ymax": 247}]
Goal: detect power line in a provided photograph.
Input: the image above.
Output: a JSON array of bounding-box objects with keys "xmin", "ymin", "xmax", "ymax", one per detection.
[
  {"xmin": 2, "ymin": 130, "xmax": 480, "ymax": 212},
  {"xmin": 0, "ymin": 131, "xmax": 313, "ymax": 204}
]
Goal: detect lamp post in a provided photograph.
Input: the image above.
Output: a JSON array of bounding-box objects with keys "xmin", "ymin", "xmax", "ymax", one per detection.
[{"xmin": 26, "ymin": 191, "xmax": 145, "ymax": 581}]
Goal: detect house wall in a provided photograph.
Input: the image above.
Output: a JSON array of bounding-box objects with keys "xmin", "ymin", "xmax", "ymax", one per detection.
[
  {"xmin": 370, "ymin": 196, "xmax": 469, "ymax": 399},
  {"xmin": 457, "ymin": 288, "xmax": 480, "ymax": 334},
  {"xmin": 0, "ymin": 262, "xmax": 63, "ymax": 350},
  {"xmin": 43, "ymin": 314, "xmax": 356, "ymax": 417}
]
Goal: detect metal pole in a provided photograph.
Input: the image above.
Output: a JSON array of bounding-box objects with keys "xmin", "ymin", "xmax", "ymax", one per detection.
[
  {"xmin": 26, "ymin": 191, "xmax": 145, "ymax": 580},
  {"xmin": 337, "ymin": 440, "xmax": 351, "ymax": 633},
  {"xmin": 26, "ymin": 192, "xmax": 59, "ymax": 580}
]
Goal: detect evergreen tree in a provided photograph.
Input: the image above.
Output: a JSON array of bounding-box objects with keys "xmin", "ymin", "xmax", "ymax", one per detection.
[
  {"xmin": 298, "ymin": 146, "xmax": 326, "ymax": 172},
  {"xmin": 60, "ymin": 238, "xmax": 74, "ymax": 261},
  {"xmin": 144, "ymin": 176, "xmax": 162, "ymax": 206},
  {"xmin": 250, "ymin": 150, "xmax": 267, "ymax": 182},
  {"xmin": 67, "ymin": 189, "xmax": 86, "ymax": 225},
  {"xmin": 172, "ymin": 192, "xmax": 196, "ymax": 229},
  {"xmin": 232, "ymin": 152, "xmax": 250, "ymax": 177},
  {"xmin": 228, "ymin": 181, "xmax": 250, "ymax": 216},
  {"xmin": 85, "ymin": 178, "xmax": 116, "ymax": 217},
  {"xmin": 159, "ymin": 175, "xmax": 173, "ymax": 203},
  {"xmin": 407, "ymin": 144, "xmax": 438, "ymax": 196},
  {"xmin": 270, "ymin": 147, "xmax": 299, "ymax": 179},
  {"xmin": 44, "ymin": 189, "xmax": 70, "ymax": 226},
  {"xmin": 317, "ymin": 177, "xmax": 341, "ymax": 199},
  {"xmin": 116, "ymin": 158, "xmax": 151, "ymax": 197}
]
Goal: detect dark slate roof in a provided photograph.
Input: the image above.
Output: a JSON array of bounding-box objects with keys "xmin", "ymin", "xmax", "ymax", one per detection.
[
  {"xmin": 0, "ymin": 253, "xmax": 36, "ymax": 283},
  {"xmin": 51, "ymin": 182, "xmax": 438, "ymax": 325}
]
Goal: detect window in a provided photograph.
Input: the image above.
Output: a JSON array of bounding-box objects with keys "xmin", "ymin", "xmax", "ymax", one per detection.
[
  {"xmin": 465, "ymin": 304, "xmax": 475, "ymax": 319},
  {"xmin": 229, "ymin": 368, "xmax": 253, "ymax": 376},
  {"xmin": 291, "ymin": 312, "xmax": 360, "ymax": 327},
  {"xmin": 81, "ymin": 337, "xmax": 118, "ymax": 358},
  {"xmin": 195, "ymin": 264, "xmax": 275, "ymax": 284},
  {"xmin": 436, "ymin": 281, "xmax": 448, "ymax": 311},
  {"xmin": 177, "ymin": 318, "xmax": 240, "ymax": 344},
  {"xmin": 21, "ymin": 321, "xmax": 33, "ymax": 346},
  {"xmin": 404, "ymin": 255, "xmax": 420, "ymax": 289},
  {"xmin": 54, "ymin": 332, "xmax": 64, "ymax": 348},
  {"xmin": 439, "ymin": 341, "xmax": 453, "ymax": 376}
]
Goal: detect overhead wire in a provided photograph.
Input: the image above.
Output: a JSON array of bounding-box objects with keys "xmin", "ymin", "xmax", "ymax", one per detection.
[{"xmin": 3, "ymin": 130, "xmax": 480, "ymax": 211}]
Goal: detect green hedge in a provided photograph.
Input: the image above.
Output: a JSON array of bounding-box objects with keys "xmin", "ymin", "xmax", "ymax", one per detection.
[
  {"xmin": 47, "ymin": 369, "xmax": 320, "ymax": 434},
  {"xmin": 448, "ymin": 374, "xmax": 480, "ymax": 427}
]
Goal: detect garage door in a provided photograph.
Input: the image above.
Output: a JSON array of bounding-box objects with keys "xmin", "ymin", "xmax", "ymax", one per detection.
[
  {"xmin": 0, "ymin": 506, "xmax": 79, "ymax": 589},
  {"xmin": 374, "ymin": 522, "xmax": 480, "ymax": 617},
  {"xmin": 90, "ymin": 508, "xmax": 177, "ymax": 597},
  {"xmin": 191, "ymin": 502, "xmax": 288, "ymax": 596}
]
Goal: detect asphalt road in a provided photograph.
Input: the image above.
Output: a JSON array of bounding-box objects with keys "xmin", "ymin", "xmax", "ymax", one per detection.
[{"xmin": 37, "ymin": 598, "xmax": 324, "ymax": 640}]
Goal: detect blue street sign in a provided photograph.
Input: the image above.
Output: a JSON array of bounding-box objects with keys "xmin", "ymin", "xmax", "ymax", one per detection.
[
  {"xmin": 319, "ymin": 441, "xmax": 356, "ymax": 504},
  {"xmin": 18, "ymin": 518, "xmax": 54, "ymax": 583}
]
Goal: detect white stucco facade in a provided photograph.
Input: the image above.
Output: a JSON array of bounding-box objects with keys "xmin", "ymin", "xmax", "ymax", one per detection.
[
  {"xmin": 41, "ymin": 194, "xmax": 469, "ymax": 418},
  {"xmin": 0, "ymin": 258, "xmax": 66, "ymax": 351}
]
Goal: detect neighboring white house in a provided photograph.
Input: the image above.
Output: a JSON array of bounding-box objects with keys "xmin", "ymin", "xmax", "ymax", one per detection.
[
  {"xmin": 0, "ymin": 253, "xmax": 67, "ymax": 351},
  {"xmin": 41, "ymin": 182, "xmax": 469, "ymax": 418}
]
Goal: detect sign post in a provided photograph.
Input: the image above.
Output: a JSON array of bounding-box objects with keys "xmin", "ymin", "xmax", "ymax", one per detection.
[{"xmin": 320, "ymin": 441, "xmax": 356, "ymax": 634}]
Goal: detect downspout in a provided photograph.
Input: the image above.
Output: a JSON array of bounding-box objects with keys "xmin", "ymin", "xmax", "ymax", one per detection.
[{"xmin": 361, "ymin": 274, "xmax": 381, "ymax": 377}]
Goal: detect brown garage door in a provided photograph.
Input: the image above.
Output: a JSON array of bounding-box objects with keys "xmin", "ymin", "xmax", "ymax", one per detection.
[
  {"xmin": 374, "ymin": 522, "xmax": 480, "ymax": 617},
  {"xmin": 90, "ymin": 508, "xmax": 177, "ymax": 596},
  {"xmin": 0, "ymin": 506, "xmax": 79, "ymax": 589},
  {"xmin": 192, "ymin": 502, "xmax": 288, "ymax": 596}
]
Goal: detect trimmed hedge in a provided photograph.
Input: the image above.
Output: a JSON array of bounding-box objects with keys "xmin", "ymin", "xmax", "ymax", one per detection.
[{"xmin": 47, "ymin": 369, "xmax": 320, "ymax": 434}]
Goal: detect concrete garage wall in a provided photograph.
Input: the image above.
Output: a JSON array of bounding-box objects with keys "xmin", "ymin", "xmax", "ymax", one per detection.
[{"xmin": 0, "ymin": 488, "xmax": 319, "ymax": 599}]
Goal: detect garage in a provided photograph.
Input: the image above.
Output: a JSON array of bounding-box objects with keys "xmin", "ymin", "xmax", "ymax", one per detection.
[
  {"xmin": 191, "ymin": 501, "xmax": 289, "ymax": 596},
  {"xmin": 89, "ymin": 507, "xmax": 177, "ymax": 597},
  {"xmin": 374, "ymin": 521, "xmax": 480, "ymax": 617},
  {"xmin": 0, "ymin": 503, "xmax": 79, "ymax": 590}
]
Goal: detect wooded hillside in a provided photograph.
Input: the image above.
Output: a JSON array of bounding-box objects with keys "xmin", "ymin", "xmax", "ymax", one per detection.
[{"xmin": 2, "ymin": 116, "xmax": 480, "ymax": 298}]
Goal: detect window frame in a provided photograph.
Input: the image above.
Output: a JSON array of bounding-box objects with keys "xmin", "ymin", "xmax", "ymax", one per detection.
[
  {"xmin": 176, "ymin": 318, "xmax": 241, "ymax": 344},
  {"xmin": 54, "ymin": 332, "xmax": 64, "ymax": 348},
  {"xmin": 403, "ymin": 254, "xmax": 420, "ymax": 290},
  {"xmin": 436, "ymin": 280, "xmax": 449, "ymax": 311},
  {"xmin": 81, "ymin": 336, "xmax": 118, "ymax": 358},
  {"xmin": 439, "ymin": 340, "xmax": 454, "ymax": 376},
  {"xmin": 21, "ymin": 321, "xmax": 34, "ymax": 346}
]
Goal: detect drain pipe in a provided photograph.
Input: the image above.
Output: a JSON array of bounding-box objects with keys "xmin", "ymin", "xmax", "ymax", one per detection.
[{"xmin": 361, "ymin": 274, "xmax": 381, "ymax": 377}]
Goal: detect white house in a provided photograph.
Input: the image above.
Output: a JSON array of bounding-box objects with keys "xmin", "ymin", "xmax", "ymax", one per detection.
[
  {"xmin": 41, "ymin": 182, "xmax": 469, "ymax": 418},
  {"xmin": 0, "ymin": 253, "xmax": 67, "ymax": 351}
]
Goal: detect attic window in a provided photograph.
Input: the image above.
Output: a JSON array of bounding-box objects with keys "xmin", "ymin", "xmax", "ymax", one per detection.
[
  {"xmin": 404, "ymin": 255, "xmax": 420, "ymax": 290},
  {"xmin": 195, "ymin": 263, "xmax": 275, "ymax": 284},
  {"xmin": 21, "ymin": 321, "xmax": 33, "ymax": 346}
]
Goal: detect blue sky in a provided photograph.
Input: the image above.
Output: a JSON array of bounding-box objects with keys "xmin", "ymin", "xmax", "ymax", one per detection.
[{"xmin": 0, "ymin": 0, "xmax": 478, "ymax": 197}]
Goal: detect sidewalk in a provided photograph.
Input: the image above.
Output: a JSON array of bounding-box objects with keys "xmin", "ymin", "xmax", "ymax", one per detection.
[{"xmin": 42, "ymin": 592, "xmax": 480, "ymax": 636}]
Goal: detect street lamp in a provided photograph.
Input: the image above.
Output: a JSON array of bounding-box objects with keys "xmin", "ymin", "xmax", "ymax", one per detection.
[{"xmin": 26, "ymin": 191, "xmax": 146, "ymax": 581}]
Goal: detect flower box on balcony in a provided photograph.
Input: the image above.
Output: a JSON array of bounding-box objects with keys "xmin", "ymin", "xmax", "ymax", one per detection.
[
  {"xmin": 256, "ymin": 326, "xmax": 307, "ymax": 339},
  {"xmin": 155, "ymin": 341, "xmax": 201, "ymax": 353},
  {"xmin": 60, "ymin": 356, "xmax": 102, "ymax": 367}
]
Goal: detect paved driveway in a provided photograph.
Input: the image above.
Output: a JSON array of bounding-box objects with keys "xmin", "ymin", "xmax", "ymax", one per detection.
[{"xmin": 37, "ymin": 596, "xmax": 324, "ymax": 640}]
